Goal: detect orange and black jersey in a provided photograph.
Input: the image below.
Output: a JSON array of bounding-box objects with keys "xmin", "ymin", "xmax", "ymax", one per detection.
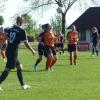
[
  {"xmin": 43, "ymin": 31, "xmax": 57, "ymax": 47},
  {"xmin": 67, "ymin": 31, "xmax": 78, "ymax": 44}
]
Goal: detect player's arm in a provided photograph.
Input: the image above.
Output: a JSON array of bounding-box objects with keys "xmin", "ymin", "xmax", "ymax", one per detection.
[
  {"xmin": 21, "ymin": 30, "xmax": 35, "ymax": 55},
  {"xmin": 66, "ymin": 32, "xmax": 69, "ymax": 40},
  {"xmin": 24, "ymin": 40, "xmax": 35, "ymax": 55},
  {"xmin": 1, "ymin": 40, "xmax": 8, "ymax": 62},
  {"xmin": 76, "ymin": 32, "xmax": 79, "ymax": 42}
]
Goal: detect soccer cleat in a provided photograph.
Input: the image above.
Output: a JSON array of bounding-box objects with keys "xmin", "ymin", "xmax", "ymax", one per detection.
[
  {"xmin": 70, "ymin": 62, "xmax": 72, "ymax": 65},
  {"xmin": 34, "ymin": 65, "xmax": 37, "ymax": 72},
  {"xmin": 0, "ymin": 87, "xmax": 3, "ymax": 91},
  {"xmin": 74, "ymin": 61, "xmax": 77, "ymax": 66},
  {"xmin": 92, "ymin": 54, "xmax": 95, "ymax": 57},
  {"xmin": 50, "ymin": 68, "xmax": 54, "ymax": 71},
  {"xmin": 21, "ymin": 84, "xmax": 30, "ymax": 90}
]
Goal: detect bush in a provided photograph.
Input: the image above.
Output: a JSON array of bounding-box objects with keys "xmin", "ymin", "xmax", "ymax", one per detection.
[{"xmin": 27, "ymin": 36, "xmax": 35, "ymax": 42}]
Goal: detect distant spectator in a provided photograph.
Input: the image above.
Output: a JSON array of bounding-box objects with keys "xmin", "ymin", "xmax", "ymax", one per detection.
[{"xmin": 90, "ymin": 27, "xmax": 99, "ymax": 57}]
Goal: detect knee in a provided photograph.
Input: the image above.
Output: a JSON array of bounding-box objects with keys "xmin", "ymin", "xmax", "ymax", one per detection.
[
  {"xmin": 5, "ymin": 67, "xmax": 11, "ymax": 72},
  {"xmin": 16, "ymin": 64, "xmax": 23, "ymax": 70}
]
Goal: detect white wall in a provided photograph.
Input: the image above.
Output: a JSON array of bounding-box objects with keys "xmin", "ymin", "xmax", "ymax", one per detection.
[{"xmin": 86, "ymin": 29, "xmax": 91, "ymax": 43}]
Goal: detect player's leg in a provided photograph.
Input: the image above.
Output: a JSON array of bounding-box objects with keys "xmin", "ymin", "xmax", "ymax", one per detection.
[
  {"xmin": 0, "ymin": 52, "xmax": 14, "ymax": 87},
  {"xmin": 92, "ymin": 44, "xmax": 95, "ymax": 56},
  {"xmin": 73, "ymin": 44, "xmax": 77, "ymax": 65},
  {"xmin": 16, "ymin": 60, "xmax": 30, "ymax": 89},
  {"xmin": 50, "ymin": 47, "xmax": 57, "ymax": 70},
  {"xmin": 68, "ymin": 44, "xmax": 73, "ymax": 65},
  {"xmin": 34, "ymin": 44, "xmax": 43, "ymax": 71},
  {"xmin": 34, "ymin": 55, "xmax": 42, "ymax": 71},
  {"xmin": 1, "ymin": 42, "xmax": 7, "ymax": 62},
  {"xmin": 73, "ymin": 51, "xmax": 77, "ymax": 65},
  {"xmin": 95, "ymin": 44, "xmax": 98, "ymax": 56},
  {"xmin": 0, "ymin": 67, "xmax": 10, "ymax": 85},
  {"xmin": 45, "ymin": 46, "xmax": 53, "ymax": 71},
  {"xmin": 1, "ymin": 50, "xmax": 6, "ymax": 62},
  {"xmin": 0, "ymin": 56, "xmax": 12, "ymax": 90}
]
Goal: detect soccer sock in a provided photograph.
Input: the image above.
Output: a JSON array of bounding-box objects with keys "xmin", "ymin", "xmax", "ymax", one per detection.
[
  {"xmin": 45, "ymin": 60, "xmax": 48, "ymax": 70},
  {"xmin": 74, "ymin": 55, "xmax": 77, "ymax": 62},
  {"xmin": 35, "ymin": 58, "xmax": 42, "ymax": 66},
  {"xmin": 96, "ymin": 51, "xmax": 98, "ymax": 56},
  {"xmin": 50, "ymin": 59, "xmax": 57, "ymax": 68},
  {"xmin": 92, "ymin": 49, "xmax": 94, "ymax": 55},
  {"xmin": 17, "ymin": 69, "xmax": 24, "ymax": 86},
  {"xmin": 69, "ymin": 55, "xmax": 72, "ymax": 64},
  {"xmin": 0, "ymin": 70, "xmax": 9, "ymax": 84},
  {"xmin": 46, "ymin": 58, "xmax": 52, "ymax": 69}
]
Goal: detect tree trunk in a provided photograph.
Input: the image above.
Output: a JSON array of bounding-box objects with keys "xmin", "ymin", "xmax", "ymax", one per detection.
[{"xmin": 61, "ymin": 13, "xmax": 66, "ymax": 37}]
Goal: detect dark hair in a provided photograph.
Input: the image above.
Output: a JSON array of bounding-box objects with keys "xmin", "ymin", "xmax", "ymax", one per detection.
[
  {"xmin": 41, "ymin": 24, "xmax": 45, "ymax": 29},
  {"xmin": 44, "ymin": 23, "xmax": 51, "ymax": 29}
]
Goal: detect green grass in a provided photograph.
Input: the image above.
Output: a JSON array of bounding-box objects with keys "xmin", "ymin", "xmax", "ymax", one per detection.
[{"xmin": 0, "ymin": 49, "xmax": 100, "ymax": 100}]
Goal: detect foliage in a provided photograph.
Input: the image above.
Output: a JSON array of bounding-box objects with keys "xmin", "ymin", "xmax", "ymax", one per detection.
[
  {"xmin": 22, "ymin": 0, "xmax": 99, "ymax": 36},
  {"xmin": 0, "ymin": 15, "xmax": 4, "ymax": 25},
  {"xmin": 0, "ymin": 0, "xmax": 7, "ymax": 13},
  {"xmin": 22, "ymin": 14, "xmax": 37, "ymax": 35},
  {"xmin": 51, "ymin": 14, "xmax": 62, "ymax": 34}
]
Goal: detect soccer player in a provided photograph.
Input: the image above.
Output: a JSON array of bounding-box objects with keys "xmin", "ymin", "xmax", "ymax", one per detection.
[
  {"xmin": 58, "ymin": 33, "xmax": 64, "ymax": 54},
  {"xmin": 43, "ymin": 24, "xmax": 58, "ymax": 71},
  {"xmin": 0, "ymin": 27, "xmax": 7, "ymax": 62},
  {"xmin": 66, "ymin": 25, "xmax": 79, "ymax": 65},
  {"xmin": 91, "ymin": 27, "xmax": 99, "ymax": 56},
  {"xmin": 34, "ymin": 24, "xmax": 47, "ymax": 71},
  {"xmin": 0, "ymin": 16, "xmax": 35, "ymax": 91}
]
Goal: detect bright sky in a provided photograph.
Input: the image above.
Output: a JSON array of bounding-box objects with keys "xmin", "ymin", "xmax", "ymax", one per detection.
[{"xmin": 1, "ymin": 0, "xmax": 82, "ymax": 27}]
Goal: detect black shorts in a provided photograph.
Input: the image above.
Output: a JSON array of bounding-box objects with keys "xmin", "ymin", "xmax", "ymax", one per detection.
[
  {"xmin": 55, "ymin": 43, "xmax": 64, "ymax": 49},
  {"xmin": 38, "ymin": 44, "xmax": 47, "ymax": 57},
  {"xmin": 6, "ymin": 49, "xmax": 21, "ymax": 69},
  {"xmin": 45, "ymin": 45, "xmax": 56, "ymax": 56},
  {"xmin": 38, "ymin": 44, "xmax": 44, "ymax": 55},
  {"xmin": 68, "ymin": 44, "xmax": 77, "ymax": 52}
]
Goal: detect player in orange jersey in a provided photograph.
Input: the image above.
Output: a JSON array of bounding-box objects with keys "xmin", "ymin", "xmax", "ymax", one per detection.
[
  {"xmin": 0, "ymin": 27, "xmax": 7, "ymax": 62},
  {"xmin": 66, "ymin": 25, "xmax": 79, "ymax": 65},
  {"xmin": 43, "ymin": 24, "xmax": 58, "ymax": 71}
]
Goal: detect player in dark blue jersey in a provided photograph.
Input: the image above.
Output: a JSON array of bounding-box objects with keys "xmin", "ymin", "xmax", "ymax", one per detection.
[
  {"xmin": 34, "ymin": 24, "xmax": 47, "ymax": 71},
  {"xmin": 0, "ymin": 16, "xmax": 35, "ymax": 91},
  {"xmin": 91, "ymin": 27, "xmax": 99, "ymax": 57}
]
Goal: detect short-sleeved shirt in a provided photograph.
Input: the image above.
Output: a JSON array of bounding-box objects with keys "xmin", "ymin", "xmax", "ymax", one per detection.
[
  {"xmin": 43, "ymin": 32, "xmax": 56, "ymax": 46},
  {"xmin": 5, "ymin": 25, "xmax": 27, "ymax": 51},
  {"xmin": 38, "ymin": 32, "xmax": 45, "ymax": 46},
  {"xmin": 67, "ymin": 31, "xmax": 78, "ymax": 44},
  {"xmin": 91, "ymin": 32, "xmax": 99, "ymax": 44}
]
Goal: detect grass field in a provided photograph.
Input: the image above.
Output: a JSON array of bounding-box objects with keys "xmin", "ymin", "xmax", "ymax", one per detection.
[{"xmin": 0, "ymin": 49, "xmax": 100, "ymax": 100}]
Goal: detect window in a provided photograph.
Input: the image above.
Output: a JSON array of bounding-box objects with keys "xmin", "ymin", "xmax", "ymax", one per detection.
[{"xmin": 79, "ymin": 29, "xmax": 86, "ymax": 41}]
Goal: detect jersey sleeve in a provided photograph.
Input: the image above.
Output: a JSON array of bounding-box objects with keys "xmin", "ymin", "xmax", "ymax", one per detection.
[{"xmin": 20, "ymin": 30, "xmax": 28, "ymax": 41}]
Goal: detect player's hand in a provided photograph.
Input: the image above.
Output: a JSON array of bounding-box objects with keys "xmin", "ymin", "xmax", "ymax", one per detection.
[{"xmin": 32, "ymin": 50, "xmax": 36, "ymax": 55}]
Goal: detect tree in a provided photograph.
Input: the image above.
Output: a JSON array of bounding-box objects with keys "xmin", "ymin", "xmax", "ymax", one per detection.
[
  {"xmin": 22, "ymin": 14, "xmax": 37, "ymax": 35},
  {"xmin": 51, "ymin": 14, "xmax": 62, "ymax": 34},
  {"xmin": 23, "ymin": 0, "xmax": 99, "ymax": 36},
  {"xmin": 0, "ymin": 0, "xmax": 7, "ymax": 13},
  {"xmin": 0, "ymin": 16, "xmax": 4, "ymax": 25}
]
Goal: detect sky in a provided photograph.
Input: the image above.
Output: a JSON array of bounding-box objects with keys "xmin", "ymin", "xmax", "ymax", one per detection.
[{"xmin": 1, "ymin": 0, "xmax": 82, "ymax": 27}]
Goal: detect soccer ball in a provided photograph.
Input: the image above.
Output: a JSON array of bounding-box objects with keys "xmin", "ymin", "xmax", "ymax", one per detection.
[{"xmin": 56, "ymin": 7, "xmax": 63, "ymax": 13}]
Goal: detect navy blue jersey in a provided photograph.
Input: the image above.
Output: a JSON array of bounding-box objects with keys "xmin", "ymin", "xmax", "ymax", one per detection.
[
  {"xmin": 38, "ymin": 32, "xmax": 45, "ymax": 42},
  {"xmin": 38, "ymin": 32, "xmax": 45, "ymax": 46},
  {"xmin": 5, "ymin": 25, "xmax": 27, "ymax": 50},
  {"xmin": 91, "ymin": 32, "xmax": 98, "ymax": 43}
]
